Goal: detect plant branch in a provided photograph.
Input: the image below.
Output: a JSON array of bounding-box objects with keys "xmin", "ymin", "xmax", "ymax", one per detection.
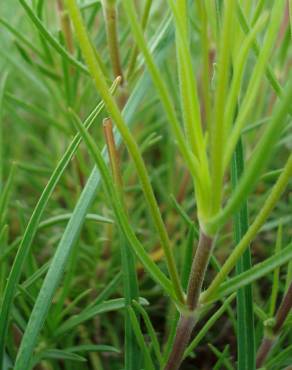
[
  {"xmin": 186, "ymin": 232, "xmax": 214, "ymax": 310},
  {"xmin": 206, "ymin": 79, "xmax": 292, "ymax": 235},
  {"xmin": 184, "ymin": 293, "xmax": 236, "ymax": 358},
  {"xmin": 102, "ymin": 0, "xmax": 124, "ymax": 82},
  {"xmin": 164, "ymin": 315, "xmax": 196, "ymax": 370},
  {"xmin": 273, "ymin": 281, "xmax": 292, "ymax": 334},
  {"xmin": 202, "ymin": 152, "xmax": 292, "ymax": 303},
  {"xmin": 163, "ymin": 230, "xmax": 214, "ymax": 370},
  {"xmin": 256, "ymin": 337, "xmax": 274, "ymax": 369},
  {"xmin": 256, "ymin": 282, "xmax": 292, "ymax": 368},
  {"xmin": 65, "ymin": 0, "xmax": 185, "ymax": 304}
]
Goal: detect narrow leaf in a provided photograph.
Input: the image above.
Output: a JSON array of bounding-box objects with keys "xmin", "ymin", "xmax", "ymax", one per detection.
[{"xmin": 231, "ymin": 138, "xmax": 255, "ymax": 370}]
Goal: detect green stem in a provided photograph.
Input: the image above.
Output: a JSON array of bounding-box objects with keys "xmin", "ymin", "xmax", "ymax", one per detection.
[
  {"xmin": 202, "ymin": 153, "xmax": 292, "ymax": 303},
  {"xmin": 65, "ymin": 0, "xmax": 184, "ymax": 304}
]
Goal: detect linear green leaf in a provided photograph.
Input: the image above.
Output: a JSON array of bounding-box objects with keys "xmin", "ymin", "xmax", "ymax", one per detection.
[
  {"xmin": 0, "ymin": 81, "xmax": 118, "ymax": 367},
  {"xmin": 128, "ymin": 306, "xmax": 155, "ymax": 370},
  {"xmin": 231, "ymin": 138, "xmax": 255, "ymax": 370},
  {"xmin": 209, "ymin": 242, "xmax": 292, "ymax": 302},
  {"xmin": 70, "ymin": 110, "xmax": 176, "ymax": 301},
  {"xmin": 65, "ymin": 0, "xmax": 184, "ymax": 303},
  {"xmin": 18, "ymin": 0, "xmax": 89, "ymax": 75},
  {"xmin": 132, "ymin": 300, "xmax": 163, "ymax": 366},
  {"xmin": 202, "ymin": 153, "xmax": 292, "ymax": 301},
  {"xmin": 225, "ymin": 0, "xmax": 286, "ymax": 169},
  {"xmin": 38, "ymin": 213, "xmax": 113, "ymax": 229},
  {"xmin": 184, "ymin": 294, "xmax": 236, "ymax": 358},
  {"xmin": 0, "ymin": 73, "xmax": 8, "ymax": 191},
  {"xmin": 55, "ymin": 298, "xmax": 148, "ymax": 337},
  {"xmin": 32, "ymin": 350, "xmax": 86, "ymax": 365},
  {"xmin": 207, "ymin": 79, "xmax": 292, "ymax": 234},
  {"xmin": 11, "ymin": 24, "xmax": 174, "ymax": 370}
]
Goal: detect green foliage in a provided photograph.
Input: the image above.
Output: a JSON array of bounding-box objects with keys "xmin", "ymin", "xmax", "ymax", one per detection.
[
  {"xmin": 0, "ymin": 0, "xmax": 291, "ymax": 369},
  {"xmin": 232, "ymin": 138, "xmax": 255, "ymax": 370}
]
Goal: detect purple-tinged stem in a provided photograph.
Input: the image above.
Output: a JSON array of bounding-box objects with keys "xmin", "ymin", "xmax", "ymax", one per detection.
[
  {"xmin": 256, "ymin": 282, "xmax": 292, "ymax": 368},
  {"xmin": 164, "ymin": 230, "xmax": 213, "ymax": 370}
]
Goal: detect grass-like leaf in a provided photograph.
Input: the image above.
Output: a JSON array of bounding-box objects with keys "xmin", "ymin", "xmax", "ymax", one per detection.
[
  {"xmin": 65, "ymin": 0, "xmax": 184, "ymax": 303},
  {"xmin": 11, "ymin": 67, "xmax": 177, "ymax": 370},
  {"xmin": 127, "ymin": 306, "xmax": 155, "ymax": 370},
  {"xmin": 0, "ymin": 81, "xmax": 118, "ymax": 367},
  {"xmin": 18, "ymin": 0, "xmax": 89, "ymax": 74},
  {"xmin": 207, "ymin": 79, "xmax": 292, "ymax": 234},
  {"xmin": 210, "ymin": 241, "xmax": 292, "ymax": 302},
  {"xmin": 55, "ymin": 298, "xmax": 148, "ymax": 337},
  {"xmin": 1, "ymin": 2, "xmax": 291, "ymax": 369},
  {"xmin": 203, "ymin": 152, "xmax": 292, "ymax": 302},
  {"xmin": 231, "ymin": 138, "xmax": 255, "ymax": 370},
  {"xmin": 0, "ymin": 73, "xmax": 9, "ymax": 190}
]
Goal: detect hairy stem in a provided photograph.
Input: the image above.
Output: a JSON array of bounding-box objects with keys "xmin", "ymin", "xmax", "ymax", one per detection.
[
  {"xmin": 186, "ymin": 232, "xmax": 214, "ymax": 310},
  {"xmin": 273, "ymin": 281, "xmax": 292, "ymax": 333},
  {"xmin": 164, "ymin": 231, "xmax": 213, "ymax": 369},
  {"xmin": 256, "ymin": 337, "xmax": 274, "ymax": 368},
  {"xmin": 164, "ymin": 315, "xmax": 196, "ymax": 370}
]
